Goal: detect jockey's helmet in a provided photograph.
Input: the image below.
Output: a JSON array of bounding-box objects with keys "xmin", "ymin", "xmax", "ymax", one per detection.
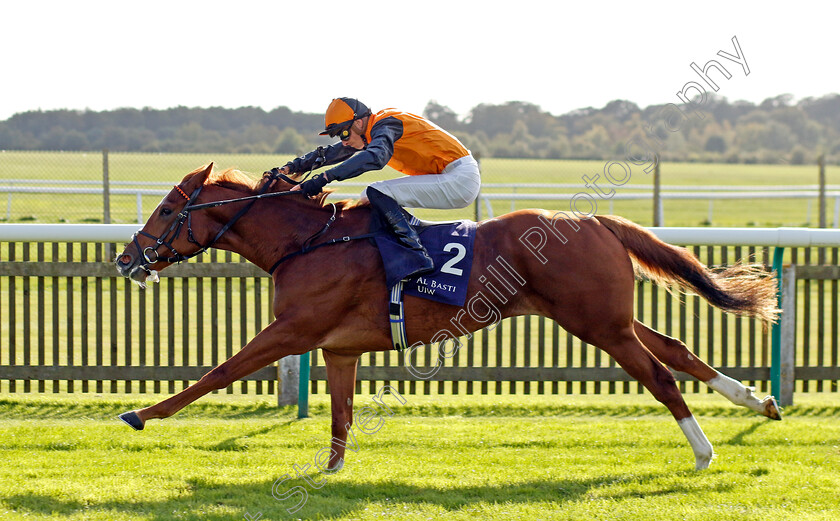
[{"xmin": 320, "ymin": 98, "xmax": 371, "ymax": 137}]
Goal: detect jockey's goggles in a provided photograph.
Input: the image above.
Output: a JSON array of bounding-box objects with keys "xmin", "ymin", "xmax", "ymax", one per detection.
[{"xmin": 325, "ymin": 120, "xmax": 354, "ymax": 141}]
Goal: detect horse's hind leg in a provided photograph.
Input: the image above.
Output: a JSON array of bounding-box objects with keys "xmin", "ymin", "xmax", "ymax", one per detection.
[
  {"xmin": 321, "ymin": 350, "xmax": 360, "ymax": 472},
  {"xmin": 589, "ymin": 325, "xmax": 714, "ymax": 470},
  {"xmin": 633, "ymin": 320, "xmax": 781, "ymax": 420}
]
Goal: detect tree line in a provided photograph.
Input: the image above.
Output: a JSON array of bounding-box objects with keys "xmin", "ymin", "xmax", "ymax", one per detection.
[{"xmin": 1, "ymin": 93, "xmax": 838, "ymax": 164}]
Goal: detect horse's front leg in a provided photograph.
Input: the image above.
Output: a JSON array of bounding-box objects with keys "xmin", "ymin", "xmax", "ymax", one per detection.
[
  {"xmin": 119, "ymin": 320, "xmax": 310, "ymax": 430},
  {"xmin": 321, "ymin": 350, "xmax": 360, "ymax": 471}
]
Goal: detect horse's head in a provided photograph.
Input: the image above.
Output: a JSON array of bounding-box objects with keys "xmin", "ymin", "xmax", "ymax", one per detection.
[{"xmin": 116, "ymin": 163, "xmax": 214, "ymax": 286}]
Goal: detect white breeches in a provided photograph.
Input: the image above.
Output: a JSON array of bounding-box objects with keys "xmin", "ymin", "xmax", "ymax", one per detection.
[{"xmin": 364, "ymin": 155, "xmax": 481, "ymax": 209}]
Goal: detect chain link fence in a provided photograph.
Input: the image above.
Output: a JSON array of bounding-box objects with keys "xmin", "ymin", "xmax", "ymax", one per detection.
[{"xmin": 0, "ymin": 150, "xmax": 837, "ymax": 227}]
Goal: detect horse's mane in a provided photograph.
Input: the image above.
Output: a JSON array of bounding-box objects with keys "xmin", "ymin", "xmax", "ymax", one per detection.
[
  {"xmin": 209, "ymin": 168, "xmax": 262, "ymax": 193},
  {"xmin": 206, "ymin": 167, "xmax": 365, "ymax": 210}
]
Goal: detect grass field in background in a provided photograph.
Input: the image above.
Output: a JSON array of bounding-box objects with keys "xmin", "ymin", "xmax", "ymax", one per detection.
[
  {"xmin": 0, "ymin": 151, "xmax": 837, "ymax": 226},
  {"xmin": 1, "ymin": 393, "xmax": 839, "ymax": 521}
]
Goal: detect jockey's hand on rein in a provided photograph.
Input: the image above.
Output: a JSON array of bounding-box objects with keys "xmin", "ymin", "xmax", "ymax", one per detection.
[
  {"xmin": 263, "ymin": 165, "xmax": 291, "ymax": 180},
  {"xmin": 299, "ymin": 173, "xmax": 329, "ymax": 197}
]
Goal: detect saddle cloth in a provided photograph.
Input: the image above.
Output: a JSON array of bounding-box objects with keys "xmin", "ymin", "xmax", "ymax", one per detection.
[
  {"xmin": 374, "ymin": 217, "xmax": 476, "ymax": 307},
  {"xmin": 375, "ymin": 216, "xmax": 476, "ymax": 351}
]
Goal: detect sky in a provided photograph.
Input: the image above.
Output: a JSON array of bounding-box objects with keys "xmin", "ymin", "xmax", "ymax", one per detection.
[{"xmin": 2, "ymin": 1, "xmax": 838, "ymax": 122}]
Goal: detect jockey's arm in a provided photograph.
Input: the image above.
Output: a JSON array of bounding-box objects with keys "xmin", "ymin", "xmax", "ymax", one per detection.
[
  {"xmin": 291, "ymin": 117, "xmax": 403, "ymax": 196},
  {"xmin": 282, "ymin": 143, "xmax": 355, "ymax": 176},
  {"xmin": 322, "ymin": 117, "xmax": 402, "ymax": 182}
]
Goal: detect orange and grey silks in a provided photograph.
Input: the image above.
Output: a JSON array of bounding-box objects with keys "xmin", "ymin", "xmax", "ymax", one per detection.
[{"xmin": 284, "ymin": 109, "xmax": 469, "ymax": 182}]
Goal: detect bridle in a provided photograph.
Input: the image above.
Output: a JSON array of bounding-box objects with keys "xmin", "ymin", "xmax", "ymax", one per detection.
[
  {"xmin": 130, "ymin": 184, "xmax": 200, "ymax": 267},
  {"xmin": 130, "ymin": 170, "xmax": 301, "ymax": 275}
]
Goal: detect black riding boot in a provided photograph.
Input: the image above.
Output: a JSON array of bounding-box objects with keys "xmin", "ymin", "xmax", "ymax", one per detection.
[{"xmin": 367, "ymin": 188, "xmax": 434, "ymax": 278}]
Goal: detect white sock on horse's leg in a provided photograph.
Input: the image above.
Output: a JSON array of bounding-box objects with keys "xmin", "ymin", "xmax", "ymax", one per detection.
[
  {"xmin": 705, "ymin": 373, "xmax": 783, "ymax": 420},
  {"xmin": 705, "ymin": 373, "xmax": 763, "ymax": 411},
  {"xmin": 677, "ymin": 415, "xmax": 714, "ymax": 470}
]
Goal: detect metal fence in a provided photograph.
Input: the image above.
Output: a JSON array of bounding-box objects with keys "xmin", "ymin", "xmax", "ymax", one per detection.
[
  {"xmin": 5, "ymin": 181, "xmax": 840, "ymax": 228},
  {"xmin": 1, "ymin": 150, "xmax": 837, "ymax": 227},
  {"xmin": 1, "ymin": 226, "xmax": 838, "ymax": 402}
]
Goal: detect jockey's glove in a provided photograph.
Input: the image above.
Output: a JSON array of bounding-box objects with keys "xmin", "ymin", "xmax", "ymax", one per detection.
[{"xmin": 300, "ymin": 173, "xmax": 329, "ymax": 197}]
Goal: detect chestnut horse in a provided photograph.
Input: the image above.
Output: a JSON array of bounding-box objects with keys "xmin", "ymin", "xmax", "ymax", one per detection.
[{"xmin": 116, "ymin": 163, "xmax": 780, "ymax": 471}]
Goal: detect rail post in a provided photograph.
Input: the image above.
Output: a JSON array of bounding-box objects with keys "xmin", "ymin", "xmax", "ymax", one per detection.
[
  {"xmin": 277, "ymin": 355, "xmax": 300, "ymax": 407},
  {"xmin": 298, "ymin": 352, "xmax": 310, "ymax": 418},
  {"xmin": 770, "ymin": 247, "xmax": 784, "ymax": 402},
  {"xmin": 818, "ymin": 154, "xmax": 826, "ymax": 229},
  {"xmin": 779, "ymin": 265, "xmax": 797, "ymax": 406},
  {"xmin": 653, "ymin": 161, "xmax": 663, "ymax": 226},
  {"xmin": 102, "ymin": 149, "xmax": 111, "ymax": 224},
  {"xmin": 102, "ymin": 149, "xmax": 113, "ymax": 259},
  {"xmin": 818, "ymin": 155, "xmax": 826, "ymax": 264}
]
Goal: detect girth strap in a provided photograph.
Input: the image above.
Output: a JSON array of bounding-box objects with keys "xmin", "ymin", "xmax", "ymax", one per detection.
[
  {"xmin": 267, "ymin": 232, "xmax": 378, "ymax": 275},
  {"xmin": 389, "ymin": 281, "xmax": 408, "ymax": 351}
]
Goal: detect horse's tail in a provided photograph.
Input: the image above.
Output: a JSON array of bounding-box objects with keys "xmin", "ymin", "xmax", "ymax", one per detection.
[{"xmin": 596, "ymin": 215, "xmax": 779, "ymax": 322}]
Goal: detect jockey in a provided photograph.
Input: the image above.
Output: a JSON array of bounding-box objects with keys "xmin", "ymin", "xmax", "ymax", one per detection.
[{"xmin": 280, "ymin": 97, "xmax": 481, "ymax": 278}]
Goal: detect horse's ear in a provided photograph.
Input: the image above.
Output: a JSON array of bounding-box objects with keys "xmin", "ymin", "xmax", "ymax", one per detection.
[
  {"xmin": 199, "ymin": 162, "xmax": 214, "ymax": 184},
  {"xmin": 183, "ymin": 162, "xmax": 214, "ymax": 187}
]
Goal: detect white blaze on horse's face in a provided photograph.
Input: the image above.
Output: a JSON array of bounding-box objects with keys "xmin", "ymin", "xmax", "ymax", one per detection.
[{"xmin": 129, "ymin": 268, "xmax": 158, "ymax": 289}]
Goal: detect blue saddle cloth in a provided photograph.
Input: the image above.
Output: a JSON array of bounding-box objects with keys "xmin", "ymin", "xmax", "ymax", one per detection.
[{"xmin": 374, "ymin": 218, "xmax": 476, "ymax": 307}]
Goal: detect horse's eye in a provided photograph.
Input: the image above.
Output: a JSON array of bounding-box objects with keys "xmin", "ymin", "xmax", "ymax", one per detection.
[{"xmin": 160, "ymin": 208, "xmax": 173, "ymax": 216}]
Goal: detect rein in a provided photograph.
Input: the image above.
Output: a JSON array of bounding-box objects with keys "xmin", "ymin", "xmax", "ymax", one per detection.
[
  {"xmin": 133, "ymin": 169, "xmax": 378, "ymax": 277},
  {"xmin": 133, "ymin": 174, "xmax": 296, "ymax": 268}
]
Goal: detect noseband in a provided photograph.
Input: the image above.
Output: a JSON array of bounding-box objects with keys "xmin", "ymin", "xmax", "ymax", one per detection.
[{"xmin": 131, "ymin": 184, "xmax": 208, "ymax": 268}]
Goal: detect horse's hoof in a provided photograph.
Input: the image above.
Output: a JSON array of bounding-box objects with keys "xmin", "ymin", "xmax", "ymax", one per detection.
[
  {"xmin": 326, "ymin": 458, "xmax": 344, "ymax": 473},
  {"xmin": 762, "ymin": 396, "xmax": 782, "ymax": 421},
  {"xmin": 118, "ymin": 411, "xmax": 145, "ymax": 430},
  {"xmin": 693, "ymin": 447, "xmax": 715, "ymax": 470},
  {"xmin": 695, "ymin": 453, "xmax": 714, "ymax": 471}
]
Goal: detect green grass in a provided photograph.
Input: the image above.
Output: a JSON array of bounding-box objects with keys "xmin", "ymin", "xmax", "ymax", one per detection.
[
  {"xmin": 1, "ymin": 151, "xmax": 837, "ymax": 226},
  {"xmin": 1, "ymin": 393, "xmax": 839, "ymax": 520},
  {"xmin": 475, "ymin": 159, "xmax": 839, "ymax": 227}
]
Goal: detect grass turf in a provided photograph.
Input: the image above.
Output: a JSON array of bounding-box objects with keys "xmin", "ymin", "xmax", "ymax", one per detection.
[{"xmin": 1, "ymin": 393, "xmax": 838, "ymax": 520}]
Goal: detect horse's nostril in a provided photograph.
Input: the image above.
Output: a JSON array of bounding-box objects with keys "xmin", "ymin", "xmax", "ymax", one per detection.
[{"xmin": 118, "ymin": 254, "xmax": 133, "ymax": 266}]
